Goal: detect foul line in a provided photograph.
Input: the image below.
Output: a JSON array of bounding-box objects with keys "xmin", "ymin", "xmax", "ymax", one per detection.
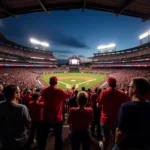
[
  {"xmin": 58, "ymin": 79, "xmax": 97, "ymax": 87},
  {"xmin": 58, "ymin": 81, "xmax": 68, "ymax": 86},
  {"xmin": 77, "ymin": 79, "xmax": 96, "ymax": 86}
]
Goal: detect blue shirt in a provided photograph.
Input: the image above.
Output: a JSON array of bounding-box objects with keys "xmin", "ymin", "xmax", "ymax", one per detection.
[{"xmin": 117, "ymin": 101, "xmax": 150, "ymax": 148}]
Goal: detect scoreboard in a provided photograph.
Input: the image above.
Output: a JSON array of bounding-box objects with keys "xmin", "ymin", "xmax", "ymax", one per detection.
[{"xmin": 69, "ymin": 56, "xmax": 80, "ymax": 65}]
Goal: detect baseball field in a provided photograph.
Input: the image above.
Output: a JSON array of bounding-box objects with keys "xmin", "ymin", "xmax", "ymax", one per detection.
[{"xmin": 39, "ymin": 73, "xmax": 106, "ymax": 90}]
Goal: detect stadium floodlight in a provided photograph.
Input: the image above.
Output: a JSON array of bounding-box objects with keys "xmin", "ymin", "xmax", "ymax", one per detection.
[
  {"xmin": 30, "ymin": 38, "xmax": 40, "ymax": 45},
  {"xmin": 97, "ymin": 43, "xmax": 116, "ymax": 49},
  {"xmin": 106, "ymin": 43, "xmax": 116, "ymax": 48},
  {"xmin": 139, "ymin": 32, "xmax": 149, "ymax": 40},
  {"xmin": 40, "ymin": 42, "xmax": 49, "ymax": 47},
  {"xmin": 97, "ymin": 45, "xmax": 106, "ymax": 49},
  {"xmin": 30, "ymin": 38, "xmax": 49, "ymax": 47}
]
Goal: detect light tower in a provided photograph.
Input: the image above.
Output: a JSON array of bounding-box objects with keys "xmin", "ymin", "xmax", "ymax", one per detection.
[{"xmin": 139, "ymin": 30, "xmax": 150, "ymax": 45}]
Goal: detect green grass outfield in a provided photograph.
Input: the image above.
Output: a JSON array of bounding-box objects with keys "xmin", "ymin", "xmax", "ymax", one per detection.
[{"xmin": 40, "ymin": 73, "xmax": 106, "ymax": 90}]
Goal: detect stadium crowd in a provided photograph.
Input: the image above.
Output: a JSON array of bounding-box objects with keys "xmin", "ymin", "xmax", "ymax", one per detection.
[
  {"xmin": 1, "ymin": 67, "xmax": 150, "ymax": 91},
  {"xmin": 91, "ymin": 61, "xmax": 150, "ymax": 67},
  {"xmin": 91, "ymin": 68, "xmax": 150, "ymax": 89},
  {"xmin": 0, "ymin": 44, "xmax": 55, "ymax": 60},
  {"xmin": 0, "ymin": 73, "xmax": 150, "ymax": 150},
  {"xmin": 93, "ymin": 48, "xmax": 150, "ymax": 61}
]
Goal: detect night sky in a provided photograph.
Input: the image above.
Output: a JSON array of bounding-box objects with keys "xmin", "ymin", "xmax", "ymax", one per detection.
[{"xmin": 0, "ymin": 9, "xmax": 150, "ymax": 60}]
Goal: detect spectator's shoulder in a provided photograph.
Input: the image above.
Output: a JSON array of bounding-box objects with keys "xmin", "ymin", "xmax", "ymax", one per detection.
[
  {"xmin": 69, "ymin": 107, "xmax": 77, "ymax": 112},
  {"xmin": 0, "ymin": 101, "xmax": 6, "ymax": 106},
  {"xmin": 116, "ymin": 89, "xmax": 125, "ymax": 95},
  {"xmin": 120, "ymin": 101, "xmax": 133, "ymax": 111},
  {"xmin": 58, "ymin": 87, "xmax": 64, "ymax": 92},
  {"xmin": 29, "ymin": 101, "xmax": 34, "ymax": 105},
  {"xmin": 17, "ymin": 103, "xmax": 28, "ymax": 111},
  {"xmin": 43, "ymin": 86, "xmax": 50, "ymax": 91},
  {"xmin": 102, "ymin": 88, "xmax": 110, "ymax": 95},
  {"xmin": 91, "ymin": 93, "xmax": 97, "ymax": 98},
  {"xmin": 86, "ymin": 107, "xmax": 93, "ymax": 112},
  {"xmin": 58, "ymin": 88, "xmax": 67, "ymax": 94}
]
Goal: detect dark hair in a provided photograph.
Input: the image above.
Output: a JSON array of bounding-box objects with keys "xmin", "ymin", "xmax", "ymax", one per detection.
[
  {"xmin": 132, "ymin": 77, "xmax": 150, "ymax": 97},
  {"xmin": 74, "ymin": 90, "xmax": 78, "ymax": 96},
  {"xmin": 3, "ymin": 85, "xmax": 18, "ymax": 101},
  {"xmin": 81, "ymin": 87, "xmax": 86, "ymax": 91},
  {"xmin": 77, "ymin": 91, "xmax": 88, "ymax": 106},
  {"xmin": 94, "ymin": 87, "xmax": 99, "ymax": 93},
  {"xmin": 97, "ymin": 88, "xmax": 102, "ymax": 95},
  {"xmin": 30, "ymin": 88, "xmax": 33, "ymax": 91},
  {"xmin": 50, "ymin": 82, "xmax": 57, "ymax": 86},
  {"xmin": 35, "ymin": 88, "xmax": 41, "ymax": 92},
  {"xmin": 32, "ymin": 92, "xmax": 40, "ymax": 101},
  {"xmin": 27, "ymin": 90, "xmax": 31, "ymax": 94},
  {"xmin": 88, "ymin": 88, "xmax": 91, "ymax": 92}
]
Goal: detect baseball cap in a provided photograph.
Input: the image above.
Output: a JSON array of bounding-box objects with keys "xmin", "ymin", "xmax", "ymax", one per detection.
[
  {"xmin": 50, "ymin": 76, "xmax": 58, "ymax": 84},
  {"xmin": 107, "ymin": 77, "xmax": 116, "ymax": 87}
]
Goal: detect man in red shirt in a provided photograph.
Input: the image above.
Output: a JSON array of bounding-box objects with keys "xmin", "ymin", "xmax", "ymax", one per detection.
[
  {"xmin": 91, "ymin": 87, "xmax": 102, "ymax": 140},
  {"xmin": 68, "ymin": 91, "xmax": 93, "ymax": 150},
  {"xmin": 23, "ymin": 90, "xmax": 32, "ymax": 107},
  {"xmin": 28, "ymin": 92, "xmax": 44, "ymax": 148},
  {"xmin": 87, "ymin": 88, "xmax": 92, "ymax": 106},
  {"xmin": 39, "ymin": 76, "xmax": 75, "ymax": 150},
  {"xmin": 97, "ymin": 77, "xmax": 128, "ymax": 150}
]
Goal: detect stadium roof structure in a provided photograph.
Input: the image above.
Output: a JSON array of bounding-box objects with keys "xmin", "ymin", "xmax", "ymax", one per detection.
[
  {"xmin": 0, "ymin": 0, "xmax": 149, "ymax": 21},
  {"xmin": 0, "ymin": 32, "xmax": 29, "ymax": 49},
  {"xmin": 0, "ymin": 32, "xmax": 52, "ymax": 53}
]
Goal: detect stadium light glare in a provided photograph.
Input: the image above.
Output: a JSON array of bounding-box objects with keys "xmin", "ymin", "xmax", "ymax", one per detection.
[
  {"xmin": 97, "ymin": 45, "xmax": 106, "ymax": 49},
  {"xmin": 30, "ymin": 38, "xmax": 49, "ymax": 47},
  {"xmin": 139, "ymin": 32, "xmax": 149, "ymax": 40},
  {"xmin": 30, "ymin": 38, "xmax": 40, "ymax": 44},
  {"xmin": 97, "ymin": 43, "xmax": 116, "ymax": 49},
  {"xmin": 107, "ymin": 43, "xmax": 116, "ymax": 48},
  {"xmin": 40, "ymin": 42, "xmax": 49, "ymax": 47}
]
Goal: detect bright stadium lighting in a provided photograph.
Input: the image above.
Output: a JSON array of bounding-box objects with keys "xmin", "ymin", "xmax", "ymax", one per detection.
[
  {"xmin": 30, "ymin": 38, "xmax": 49, "ymax": 47},
  {"xmin": 97, "ymin": 43, "xmax": 116, "ymax": 49},
  {"xmin": 30, "ymin": 38, "xmax": 40, "ymax": 44},
  {"xmin": 97, "ymin": 45, "xmax": 106, "ymax": 49},
  {"xmin": 139, "ymin": 32, "xmax": 149, "ymax": 40},
  {"xmin": 40, "ymin": 42, "xmax": 49, "ymax": 47},
  {"xmin": 106, "ymin": 43, "xmax": 116, "ymax": 48}
]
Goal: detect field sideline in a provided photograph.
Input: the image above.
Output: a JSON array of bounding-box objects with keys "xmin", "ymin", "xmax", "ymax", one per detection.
[{"xmin": 39, "ymin": 73, "xmax": 106, "ymax": 90}]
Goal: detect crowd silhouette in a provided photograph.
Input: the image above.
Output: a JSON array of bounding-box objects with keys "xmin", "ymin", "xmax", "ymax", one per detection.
[{"xmin": 0, "ymin": 76, "xmax": 150, "ymax": 150}]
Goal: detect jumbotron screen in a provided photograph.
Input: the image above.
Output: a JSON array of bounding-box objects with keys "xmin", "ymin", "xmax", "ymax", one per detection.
[{"xmin": 69, "ymin": 58, "xmax": 80, "ymax": 65}]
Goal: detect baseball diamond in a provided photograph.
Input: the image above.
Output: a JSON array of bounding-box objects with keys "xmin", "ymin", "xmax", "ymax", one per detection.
[{"xmin": 39, "ymin": 73, "xmax": 106, "ymax": 90}]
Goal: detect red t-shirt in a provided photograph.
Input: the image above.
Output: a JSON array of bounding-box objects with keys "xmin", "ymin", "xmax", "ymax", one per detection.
[
  {"xmin": 41, "ymin": 86, "xmax": 73, "ymax": 123},
  {"xmin": 68, "ymin": 107, "xmax": 93, "ymax": 131},
  {"xmin": 91, "ymin": 93, "xmax": 98, "ymax": 107},
  {"xmin": 97, "ymin": 87, "xmax": 128, "ymax": 126},
  {"xmin": 28, "ymin": 101, "xmax": 44, "ymax": 122},
  {"xmin": 23, "ymin": 94, "xmax": 32, "ymax": 106}
]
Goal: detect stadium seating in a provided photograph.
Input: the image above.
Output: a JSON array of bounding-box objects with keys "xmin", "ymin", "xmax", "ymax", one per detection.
[
  {"xmin": 90, "ymin": 68, "xmax": 150, "ymax": 89},
  {"xmin": 93, "ymin": 48, "xmax": 150, "ymax": 61},
  {"xmin": 0, "ymin": 44, "xmax": 55, "ymax": 60},
  {"xmin": 0, "ymin": 68, "xmax": 39, "ymax": 89}
]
